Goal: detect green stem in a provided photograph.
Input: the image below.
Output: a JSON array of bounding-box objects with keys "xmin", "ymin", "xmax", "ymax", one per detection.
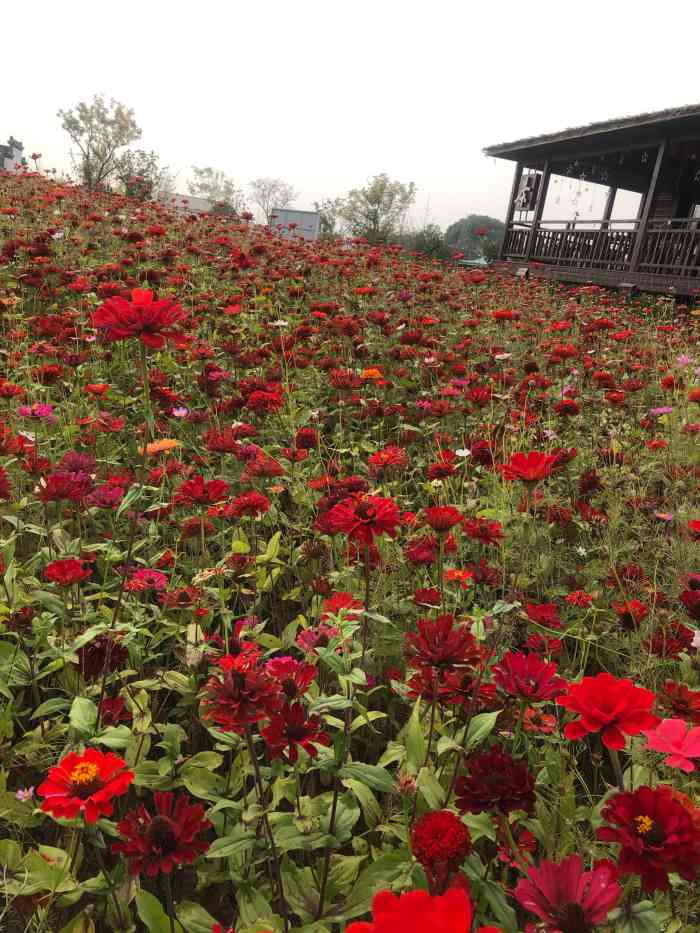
[{"xmin": 608, "ymin": 747, "xmax": 625, "ymax": 792}]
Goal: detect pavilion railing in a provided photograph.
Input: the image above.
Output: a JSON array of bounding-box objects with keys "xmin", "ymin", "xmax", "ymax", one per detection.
[{"xmin": 502, "ymin": 217, "xmax": 700, "ymax": 278}]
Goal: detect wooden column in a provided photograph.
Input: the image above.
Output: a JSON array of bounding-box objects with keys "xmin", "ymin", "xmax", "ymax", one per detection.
[
  {"xmin": 601, "ymin": 186, "xmax": 617, "ymax": 228},
  {"xmin": 498, "ymin": 161, "xmax": 524, "ymax": 259},
  {"xmin": 630, "ymin": 140, "xmax": 667, "ymax": 272},
  {"xmin": 525, "ymin": 161, "xmax": 551, "ymax": 260}
]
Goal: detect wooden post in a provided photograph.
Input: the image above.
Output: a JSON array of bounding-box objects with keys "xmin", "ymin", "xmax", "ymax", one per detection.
[
  {"xmin": 498, "ymin": 161, "xmax": 524, "ymax": 259},
  {"xmin": 525, "ymin": 161, "xmax": 551, "ymax": 260},
  {"xmin": 601, "ymin": 186, "xmax": 617, "ymax": 228},
  {"xmin": 630, "ymin": 140, "xmax": 667, "ymax": 272}
]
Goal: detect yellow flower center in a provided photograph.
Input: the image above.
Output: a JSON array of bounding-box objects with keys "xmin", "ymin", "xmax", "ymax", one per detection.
[
  {"xmin": 70, "ymin": 762, "xmax": 99, "ymax": 786},
  {"xmin": 635, "ymin": 814, "xmax": 653, "ymax": 835}
]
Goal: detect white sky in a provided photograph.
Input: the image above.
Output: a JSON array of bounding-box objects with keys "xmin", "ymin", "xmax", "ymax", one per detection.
[{"xmin": 4, "ymin": 1, "xmax": 700, "ymax": 228}]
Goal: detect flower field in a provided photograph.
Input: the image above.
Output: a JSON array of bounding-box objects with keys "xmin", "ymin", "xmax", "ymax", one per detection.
[{"xmin": 0, "ymin": 170, "xmax": 699, "ymax": 933}]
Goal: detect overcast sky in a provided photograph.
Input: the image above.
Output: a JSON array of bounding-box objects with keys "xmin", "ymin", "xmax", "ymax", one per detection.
[{"xmin": 4, "ymin": 1, "xmax": 700, "ymax": 228}]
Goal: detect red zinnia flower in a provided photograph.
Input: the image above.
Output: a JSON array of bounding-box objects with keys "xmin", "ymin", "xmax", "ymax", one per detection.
[
  {"xmin": 113, "ymin": 791, "xmax": 211, "ymax": 876},
  {"xmin": 456, "ymin": 748, "xmax": 535, "ymax": 816},
  {"xmin": 498, "ymin": 451, "xmax": 558, "ymax": 483},
  {"xmin": 92, "ymin": 288, "xmax": 186, "ymax": 349},
  {"xmin": 557, "ymin": 672, "xmax": 659, "ymax": 749},
  {"xmin": 680, "ymin": 574, "xmax": 700, "ymax": 620},
  {"xmin": 201, "ymin": 649, "xmax": 280, "ymax": 733},
  {"xmin": 261, "ymin": 702, "xmax": 330, "ymax": 763},
  {"xmin": 405, "ymin": 615, "xmax": 481, "ymax": 672},
  {"xmin": 174, "ymin": 474, "xmax": 230, "ymax": 507},
  {"xmin": 423, "ymin": 505, "xmax": 462, "ymax": 533},
  {"xmin": 515, "ymin": 853, "xmax": 622, "ymax": 932},
  {"xmin": 265, "ymin": 657, "xmax": 317, "ymax": 699},
  {"xmin": 321, "ymin": 494, "xmax": 401, "ymax": 546},
  {"xmin": 219, "ymin": 490, "xmax": 270, "ymax": 518},
  {"xmin": 37, "ymin": 748, "xmax": 133, "ymax": 823},
  {"xmin": 44, "ymin": 558, "xmax": 92, "ymax": 586},
  {"xmin": 345, "ymin": 887, "xmax": 474, "ymax": 933},
  {"xmin": 492, "ymin": 651, "xmax": 566, "ymax": 701},
  {"xmin": 660, "ymin": 680, "xmax": 700, "ymax": 724},
  {"xmin": 597, "ymin": 785, "xmax": 700, "ymax": 891},
  {"xmin": 0, "ymin": 466, "xmax": 11, "ymax": 501},
  {"xmin": 611, "ymin": 598, "xmax": 648, "ymax": 630},
  {"xmin": 411, "ymin": 810, "xmax": 471, "ymax": 894}
]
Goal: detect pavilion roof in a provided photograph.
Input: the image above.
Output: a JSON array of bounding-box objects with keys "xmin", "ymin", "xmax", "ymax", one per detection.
[{"xmin": 484, "ymin": 103, "xmax": 700, "ymax": 163}]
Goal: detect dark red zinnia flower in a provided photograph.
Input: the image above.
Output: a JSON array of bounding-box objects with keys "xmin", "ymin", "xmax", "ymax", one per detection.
[
  {"xmin": 201, "ymin": 649, "xmax": 280, "ymax": 733},
  {"xmin": 405, "ymin": 615, "xmax": 481, "ymax": 672},
  {"xmin": 492, "ymin": 651, "xmax": 566, "ymax": 701},
  {"xmin": 261, "ymin": 702, "xmax": 330, "ymax": 762},
  {"xmin": 423, "ymin": 505, "xmax": 462, "ymax": 532},
  {"xmin": 265, "ymin": 656, "xmax": 317, "ymax": 700},
  {"xmin": 113, "ymin": 791, "xmax": 211, "ymax": 876},
  {"xmin": 455, "ymin": 748, "xmax": 535, "ymax": 816},
  {"xmin": 659, "ymin": 680, "xmax": 700, "ymax": 724},
  {"xmin": 92, "ymin": 288, "xmax": 186, "ymax": 349},
  {"xmin": 411, "ymin": 810, "xmax": 471, "ymax": 894},
  {"xmin": 515, "ymin": 853, "xmax": 622, "ymax": 932},
  {"xmin": 597, "ymin": 785, "xmax": 700, "ymax": 891},
  {"xmin": 557, "ymin": 672, "xmax": 659, "ymax": 749},
  {"xmin": 77, "ymin": 633, "xmax": 129, "ymax": 681},
  {"xmin": 174, "ymin": 474, "xmax": 230, "ymax": 507},
  {"xmin": 37, "ymin": 748, "xmax": 133, "ymax": 823}
]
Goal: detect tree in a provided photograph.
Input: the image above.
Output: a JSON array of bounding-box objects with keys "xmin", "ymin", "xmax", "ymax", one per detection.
[
  {"xmin": 340, "ymin": 174, "xmax": 417, "ymax": 244},
  {"xmin": 115, "ymin": 149, "xmax": 176, "ymax": 201},
  {"xmin": 250, "ymin": 177, "xmax": 298, "ymax": 225},
  {"xmin": 314, "ymin": 197, "xmax": 346, "ymax": 238},
  {"xmin": 58, "ymin": 95, "xmax": 141, "ymax": 189},
  {"xmin": 445, "ymin": 214, "xmax": 505, "ymax": 261},
  {"xmin": 188, "ymin": 166, "xmax": 247, "ymax": 214},
  {"xmin": 399, "ymin": 223, "xmax": 451, "ymax": 260}
]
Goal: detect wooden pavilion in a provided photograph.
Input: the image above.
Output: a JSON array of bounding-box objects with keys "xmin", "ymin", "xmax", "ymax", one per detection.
[{"xmin": 484, "ymin": 104, "xmax": 700, "ymax": 294}]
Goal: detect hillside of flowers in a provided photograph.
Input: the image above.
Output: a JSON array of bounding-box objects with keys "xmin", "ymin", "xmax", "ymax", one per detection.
[{"xmin": 0, "ymin": 170, "xmax": 699, "ymax": 933}]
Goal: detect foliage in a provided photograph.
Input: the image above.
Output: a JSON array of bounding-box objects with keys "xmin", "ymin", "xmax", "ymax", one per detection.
[
  {"xmin": 314, "ymin": 197, "xmax": 346, "ymax": 239},
  {"xmin": 57, "ymin": 94, "xmax": 142, "ymax": 190},
  {"xmin": 339, "ymin": 173, "xmax": 417, "ymax": 243},
  {"xmin": 188, "ymin": 166, "xmax": 248, "ymax": 214},
  {"xmin": 115, "ymin": 149, "xmax": 176, "ymax": 201},
  {"xmin": 445, "ymin": 214, "xmax": 505, "ymax": 260},
  {"xmin": 249, "ymin": 178, "xmax": 298, "ymax": 225},
  {"xmin": 0, "ymin": 168, "xmax": 698, "ymax": 933},
  {"xmin": 399, "ymin": 223, "xmax": 452, "ymax": 260}
]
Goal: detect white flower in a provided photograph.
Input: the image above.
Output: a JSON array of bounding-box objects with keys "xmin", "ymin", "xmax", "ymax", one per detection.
[{"xmin": 455, "ymin": 448, "xmax": 471, "ymax": 458}]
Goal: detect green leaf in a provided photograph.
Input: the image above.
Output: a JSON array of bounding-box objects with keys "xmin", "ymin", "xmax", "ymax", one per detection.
[
  {"xmin": 175, "ymin": 901, "xmax": 219, "ymax": 933},
  {"xmin": 69, "ymin": 697, "xmax": 98, "ymax": 735},
  {"xmin": 181, "ymin": 766, "xmax": 225, "ymax": 799},
  {"xmin": 340, "ymin": 763, "xmax": 394, "ymax": 793},
  {"xmin": 205, "ymin": 831, "xmax": 256, "ymax": 860},
  {"xmin": 609, "ymin": 901, "xmax": 664, "ymax": 933},
  {"xmin": 341, "ymin": 778, "xmax": 382, "ymax": 829},
  {"xmin": 416, "ymin": 766, "xmax": 444, "ymax": 808},
  {"xmin": 31, "ymin": 697, "xmax": 71, "ymax": 719},
  {"xmin": 460, "ymin": 811, "xmax": 495, "ymax": 842},
  {"xmin": 136, "ymin": 889, "xmax": 184, "ymax": 933},
  {"xmin": 405, "ymin": 699, "xmax": 426, "ymax": 773},
  {"xmin": 341, "ymin": 851, "xmax": 411, "ymax": 919},
  {"xmin": 94, "ymin": 725, "xmax": 133, "ymax": 749},
  {"xmin": 59, "ymin": 911, "xmax": 95, "ymax": 933},
  {"xmin": 464, "ymin": 710, "xmax": 500, "ymax": 752}
]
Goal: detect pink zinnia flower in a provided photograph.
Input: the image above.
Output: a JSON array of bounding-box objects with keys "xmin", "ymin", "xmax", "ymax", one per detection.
[
  {"xmin": 515, "ymin": 854, "xmax": 621, "ymax": 932},
  {"xmin": 642, "ymin": 718, "xmax": 700, "ymax": 772}
]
